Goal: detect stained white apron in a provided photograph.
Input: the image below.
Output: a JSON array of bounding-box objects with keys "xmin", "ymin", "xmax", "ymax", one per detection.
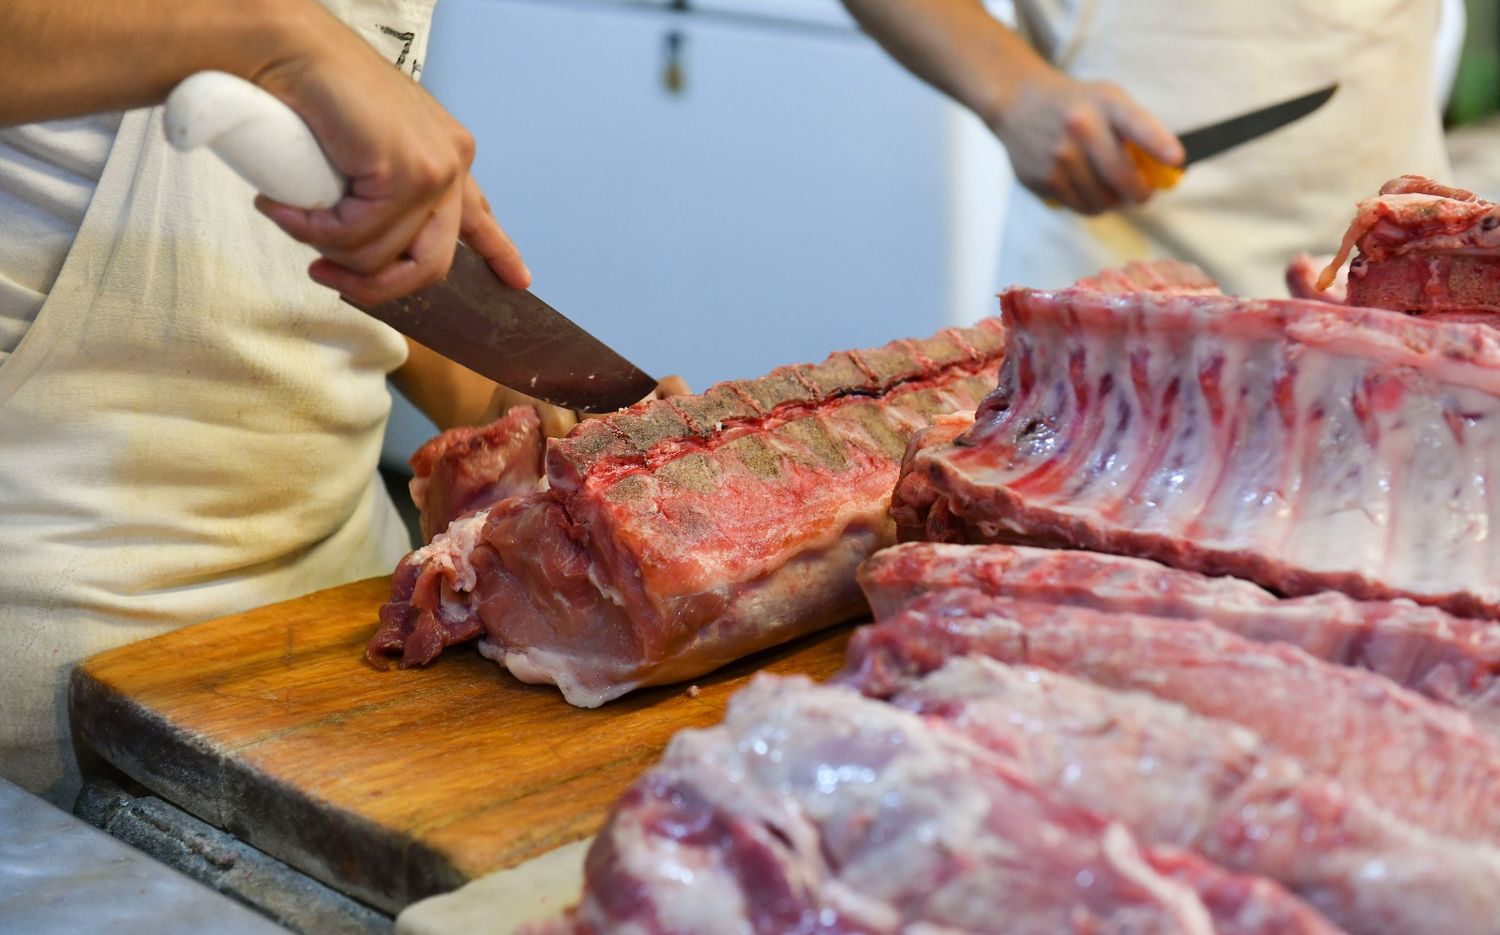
[
  {"xmin": 1001, "ymin": 0, "xmax": 1451, "ymax": 296},
  {"xmin": 0, "ymin": 0, "xmax": 436, "ymax": 805}
]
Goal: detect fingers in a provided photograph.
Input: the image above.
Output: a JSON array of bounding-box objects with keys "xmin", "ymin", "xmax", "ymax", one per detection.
[
  {"xmin": 299, "ymin": 177, "xmax": 465, "ymax": 306},
  {"xmin": 653, "ymin": 375, "xmax": 691, "ymax": 398},
  {"xmin": 460, "ymin": 176, "xmax": 531, "ymax": 290},
  {"xmin": 1066, "ymin": 96, "xmax": 1152, "ymax": 206},
  {"xmin": 258, "ymin": 183, "xmax": 436, "ymax": 276},
  {"xmin": 1104, "ymin": 90, "xmax": 1184, "ymax": 168}
]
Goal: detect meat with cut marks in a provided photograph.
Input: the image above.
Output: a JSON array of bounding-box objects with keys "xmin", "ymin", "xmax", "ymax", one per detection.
[
  {"xmin": 858, "ymin": 655, "xmax": 1500, "ymax": 935},
  {"xmin": 844, "ymin": 590, "xmax": 1500, "ymax": 847},
  {"xmin": 1071, "ymin": 258, "xmax": 1223, "ymax": 295},
  {"xmin": 407, "ymin": 405, "xmax": 545, "ymax": 543},
  {"xmin": 859, "ymin": 542, "xmax": 1500, "ymax": 730},
  {"xmin": 1313, "ymin": 175, "xmax": 1500, "ymax": 322},
  {"xmin": 891, "ymin": 284, "xmax": 1500, "ymax": 616},
  {"xmin": 530, "ymin": 675, "xmax": 1332, "ymax": 935},
  {"xmin": 369, "ymin": 322, "xmax": 1004, "ymax": 705}
]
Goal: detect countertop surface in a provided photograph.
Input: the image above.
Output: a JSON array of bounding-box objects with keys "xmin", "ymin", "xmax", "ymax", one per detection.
[{"xmin": 0, "ymin": 777, "xmax": 284, "ymax": 935}]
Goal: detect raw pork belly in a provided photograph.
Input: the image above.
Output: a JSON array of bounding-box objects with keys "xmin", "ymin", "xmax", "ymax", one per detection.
[
  {"xmin": 861, "ymin": 542, "xmax": 1500, "ymax": 729},
  {"xmin": 407, "ymin": 405, "xmax": 545, "ymax": 543},
  {"xmin": 533, "ymin": 675, "xmax": 1331, "ymax": 935},
  {"xmin": 370, "ymin": 322, "xmax": 1004, "ymax": 705},
  {"xmin": 1314, "ymin": 175, "xmax": 1500, "ymax": 322},
  {"xmin": 863, "ymin": 656, "xmax": 1500, "ymax": 935},
  {"xmin": 892, "ymin": 284, "xmax": 1500, "ymax": 616},
  {"xmin": 844, "ymin": 590, "xmax": 1500, "ymax": 846}
]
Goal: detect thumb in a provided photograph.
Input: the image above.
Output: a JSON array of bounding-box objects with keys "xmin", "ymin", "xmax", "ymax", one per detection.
[{"xmin": 1107, "ymin": 97, "xmax": 1184, "ymax": 167}]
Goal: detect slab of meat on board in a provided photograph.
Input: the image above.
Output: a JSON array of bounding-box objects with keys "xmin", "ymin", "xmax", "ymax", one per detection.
[
  {"xmin": 843, "ymin": 589, "xmax": 1500, "ymax": 848},
  {"xmin": 892, "ymin": 282, "xmax": 1500, "ymax": 616},
  {"xmin": 862, "ymin": 655, "xmax": 1500, "ymax": 935},
  {"xmin": 860, "ymin": 542, "xmax": 1500, "ymax": 730},
  {"xmin": 528, "ymin": 675, "xmax": 1332, "ymax": 935},
  {"xmin": 369, "ymin": 321, "xmax": 1004, "ymax": 705},
  {"xmin": 407, "ymin": 405, "xmax": 545, "ymax": 543},
  {"xmin": 1311, "ymin": 175, "xmax": 1500, "ymax": 323}
]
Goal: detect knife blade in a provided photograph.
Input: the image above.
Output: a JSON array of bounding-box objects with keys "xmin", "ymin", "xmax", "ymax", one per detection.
[
  {"xmin": 163, "ymin": 71, "xmax": 659, "ymax": 413},
  {"xmin": 347, "ymin": 247, "xmax": 659, "ymax": 413},
  {"xmin": 1127, "ymin": 83, "xmax": 1339, "ymax": 189}
]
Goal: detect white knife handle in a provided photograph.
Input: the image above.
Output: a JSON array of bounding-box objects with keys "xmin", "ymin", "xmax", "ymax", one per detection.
[{"xmin": 164, "ymin": 70, "xmax": 346, "ymax": 210}]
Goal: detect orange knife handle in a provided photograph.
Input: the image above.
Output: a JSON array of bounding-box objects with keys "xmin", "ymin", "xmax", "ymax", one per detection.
[{"xmin": 1126, "ymin": 141, "xmax": 1185, "ymax": 190}]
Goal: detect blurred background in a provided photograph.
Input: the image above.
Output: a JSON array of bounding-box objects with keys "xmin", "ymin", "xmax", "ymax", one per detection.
[{"xmin": 381, "ymin": 0, "xmax": 1500, "ymax": 515}]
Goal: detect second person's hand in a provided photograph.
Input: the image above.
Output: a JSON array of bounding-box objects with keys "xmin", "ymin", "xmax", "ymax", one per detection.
[{"xmin": 992, "ymin": 72, "xmax": 1184, "ymax": 216}]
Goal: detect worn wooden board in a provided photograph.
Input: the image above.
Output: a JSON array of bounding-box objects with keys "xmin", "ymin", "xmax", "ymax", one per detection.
[{"xmin": 69, "ymin": 577, "xmax": 852, "ymax": 915}]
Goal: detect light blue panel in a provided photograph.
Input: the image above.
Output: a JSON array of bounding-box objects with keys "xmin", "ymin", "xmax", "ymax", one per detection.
[{"xmin": 386, "ymin": 0, "xmax": 951, "ymax": 465}]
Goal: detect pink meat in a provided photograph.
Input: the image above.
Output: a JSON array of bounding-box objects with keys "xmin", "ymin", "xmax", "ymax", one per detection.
[
  {"xmin": 534, "ymin": 675, "xmax": 1333, "ymax": 935},
  {"xmin": 1071, "ymin": 258, "xmax": 1223, "ymax": 295},
  {"xmin": 843, "ymin": 590, "xmax": 1500, "ymax": 846},
  {"xmin": 1315, "ymin": 175, "xmax": 1500, "ymax": 323},
  {"xmin": 891, "ymin": 285, "xmax": 1500, "ymax": 617},
  {"xmin": 870, "ymin": 656, "xmax": 1500, "ymax": 935},
  {"xmin": 370, "ymin": 322, "xmax": 1005, "ymax": 704},
  {"xmin": 407, "ymin": 405, "xmax": 545, "ymax": 543},
  {"xmin": 859, "ymin": 542, "xmax": 1500, "ymax": 730}
]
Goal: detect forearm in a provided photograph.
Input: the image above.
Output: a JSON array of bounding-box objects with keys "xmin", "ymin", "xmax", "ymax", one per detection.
[
  {"xmin": 390, "ymin": 339, "xmax": 499, "ymax": 432},
  {"xmin": 840, "ymin": 0, "xmax": 1051, "ymax": 129},
  {"xmin": 0, "ymin": 0, "xmax": 327, "ymax": 125}
]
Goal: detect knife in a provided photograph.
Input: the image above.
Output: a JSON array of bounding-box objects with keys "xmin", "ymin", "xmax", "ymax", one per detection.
[
  {"xmin": 1127, "ymin": 83, "xmax": 1338, "ymax": 190},
  {"xmin": 162, "ymin": 71, "xmax": 659, "ymax": 413}
]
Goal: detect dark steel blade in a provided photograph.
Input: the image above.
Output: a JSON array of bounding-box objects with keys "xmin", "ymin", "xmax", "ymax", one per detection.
[
  {"xmin": 1180, "ymin": 84, "xmax": 1337, "ymax": 166},
  {"xmin": 349, "ymin": 243, "xmax": 658, "ymax": 413}
]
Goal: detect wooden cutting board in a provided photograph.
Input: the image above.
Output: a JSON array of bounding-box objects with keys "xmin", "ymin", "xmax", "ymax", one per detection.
[{"xmin": 69, "ymin": 577, "xmax": 852, "ymax": 916}]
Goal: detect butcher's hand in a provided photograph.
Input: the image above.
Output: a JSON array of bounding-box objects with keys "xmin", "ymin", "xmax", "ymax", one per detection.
[
  {"xmin": 838, "ymin": 0, "xmax": 1182, "ymax": 216},
  {"xmin": 993, "ymin": 71, "xmax": 1184, "ymax": 215},
  {"xmin": 251, "ymin": 4, "xmax": 530, "ymax": 305},
  {"xmin": 485, "ymin": 376, "xmax": 693, "ymax": 438}
]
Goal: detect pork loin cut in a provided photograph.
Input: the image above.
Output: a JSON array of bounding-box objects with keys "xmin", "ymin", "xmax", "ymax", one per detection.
[
  {"xmin": 1312, "ymin": 175, "xmax": 1500, "ymax": 322},
  {"xmin": 369, "ymin": 322, "xmax": 1004, "ymax": 705},
  {"xmin": 892, "ymin": 284, "xmax": 1500, "ymax": 616},
  {"xmin": 865, "ymin": 655, "xmax": 1500, "ymax": 935},
  {"xmin": 844, "ymin": 590, "xmax": 1500, "ymax": 846},
  {"xmin": 532, "ymin": 675, "xmax": 1331, "ymax": 935},
  {"xmin": 860, "ymin": 542, "xmax": 1500, "ymax": 729},
  {"xmin": 1071, "ymin": 258, "xmax": 1223, "ymax": 295},
  {"xmin": 407, "ymin": 405, "xmax": 545, "ymax": 543}
]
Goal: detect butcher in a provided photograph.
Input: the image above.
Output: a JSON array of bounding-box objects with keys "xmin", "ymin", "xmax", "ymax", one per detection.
[
  {"xmin": 0, "ymin": 0, "xmax": 678, "ymax": 807},
  {"xmin": 841, "ymin": 0, "xmax": 1463, "ymax": 297}
]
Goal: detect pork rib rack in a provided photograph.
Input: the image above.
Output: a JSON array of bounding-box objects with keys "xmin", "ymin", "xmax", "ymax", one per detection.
[
  {"xmin": 892, "ymin": 283, "xmax": 1500, "ymax": 616},
  {"xmin": 1313, "ymin": 174, "xmax": 1500, "ymax": 323},
  {"xmin": 369, "ymin": 321, "xmax": 1004, "ymax": 705}
]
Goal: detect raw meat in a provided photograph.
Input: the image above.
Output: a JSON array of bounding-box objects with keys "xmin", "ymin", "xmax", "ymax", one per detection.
[
  {"xmin": 843, "ymin": 590, "xmax": 1500, "ymax": 846},
  {"xmin": 866, "ymin": 655, "xmax": 1500, "ymax": 935},
  {"xmin": 407, "ymin": 405, "xmax": 545, "ymax": 543},
  {"xmin": 859, "ymin": 542, "xmax": 1500, "ymax": 729},
  {"xmin": 370, "ymin": 322, "xmax": 1005, "ymax": 705},
  {"xmin": 1071, "ymin": 258, "xmax": 1223, "ymax": 295},
  {"xmin": 891, "ymin": 283, "xmax": 1500, "ymax": 616},
  {"xmin": 534, "ymin": 675, "xmax": 1332, "ymax": 935},
  {"xmin": 1315, "ymin": 175, "xmax": 1500, "ymax": 322}
]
